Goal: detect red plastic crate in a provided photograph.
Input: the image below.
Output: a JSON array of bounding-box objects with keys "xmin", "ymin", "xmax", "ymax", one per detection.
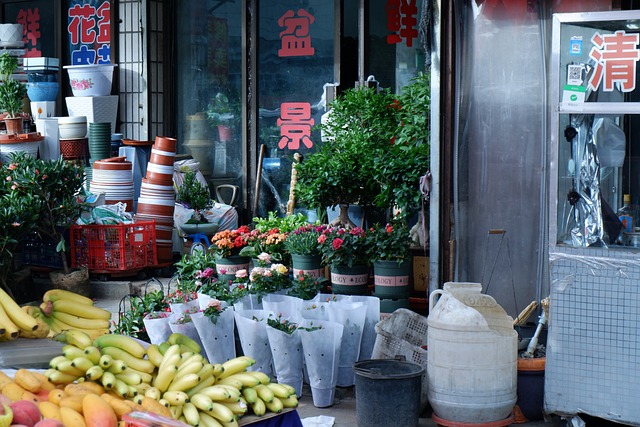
[{"xmin": 70, "ymin": 221, "xmax": 157, "ymax": 272}]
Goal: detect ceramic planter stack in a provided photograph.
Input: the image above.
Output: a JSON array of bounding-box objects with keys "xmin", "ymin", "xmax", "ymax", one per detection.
[
  {"xmin": 90, "ymin": 157, "xmax": 134, "ymax": 212},
  {"xmin": 135, "ymin": 136, "xmax": 177, "ymax": 263}
]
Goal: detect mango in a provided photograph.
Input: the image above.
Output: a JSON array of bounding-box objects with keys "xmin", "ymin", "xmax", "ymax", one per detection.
[
  {"xmin": 82, "ymin": 394, "xmax": 118, "ymax": 427},
  {"xmin": 9, "ymin": 400, "xmax": 42, "ymax": 426}
]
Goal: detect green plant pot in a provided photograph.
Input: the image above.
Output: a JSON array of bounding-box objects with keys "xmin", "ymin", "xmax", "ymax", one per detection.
[
  {"xmin": 330, "ymin": 264, "xmax": 369, "ymax": 295},
  {"xmin": 215, "ymin": 255, "xmax": 251, "ymax": 283},
  {"xmin": 179, "ymin": 222, "xmax": 219, "ymax": 236},
  {"xmin": 373, "ymin": 259, "xmax": 411, "ymax": 299},
  {"xmin": 291, "ymin": 254, "xmax": 324, "ymax": 279}
]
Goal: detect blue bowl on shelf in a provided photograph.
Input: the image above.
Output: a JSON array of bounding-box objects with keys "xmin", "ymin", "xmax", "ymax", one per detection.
[{"xmin": 26, "ymin": 82, "xmax": 59, "ymax": 102}]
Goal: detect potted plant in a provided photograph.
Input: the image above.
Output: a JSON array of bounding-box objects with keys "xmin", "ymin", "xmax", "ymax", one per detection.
[
  {"xmin": 0, "ymin": 52, "xmax": 27, "ymax": 133},
  {"xmin": 210, "ymin": 225, "xmax": 253, "ymax": 282},
  {"xmin": 284, "ymin": 224, "xmax": 328, "ymax": 279},
  {"xmin": 176, "ymin": 170, "xmax": 218, "ymax": 235},
  {"xmin": 6, "ymin": 153, "xmax": 87, "ymax": 293},
  {"xmin": 205, "ymin": 91, "xmax": 240, "ymax": 142},
  {"xmin": 317, "ymin": 225, "xmax": 370, "ymax": 295},
  {"xmin": 373, "ymin": 72, "xmax": 431, "ymax": 222},
  {"xmin": 365, "ymin": 218, "xmax": 414, "ymax": 299},
  {"xmin": 294, "ymin": 85, "xmax": 399, "ymax": 228}
]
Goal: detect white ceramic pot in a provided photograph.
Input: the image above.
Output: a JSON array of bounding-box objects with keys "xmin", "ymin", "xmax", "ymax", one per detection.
[
  {"xmin": 58, "ymin": 116, "xmax": 88, "ymax": 139},
  {"xmin": 0, "ymin": 24, "xmax": 23, "ymax": 43},
  {"xmin": 64, "ymin": 64, "xmax": 117, "ymax": 97}
]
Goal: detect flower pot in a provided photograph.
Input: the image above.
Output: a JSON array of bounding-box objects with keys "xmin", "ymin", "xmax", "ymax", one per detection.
[
  {"xmin": 514, "ymin": 357, "xmax": 545, "ymax": 423},
  {"xmin": 4, "ymin": 117, "xmax": 23, "ymax": 135},
  {"xmin": 215, "ymin": 255, "xmax": 251, "ymax": 283},
  {"xmin": 218, "ymin": 124, "xmax": 233, "ymax": 142},
  {"xmin": 64, "ymin": 64, "xmax": 117, "ymax": 97},
  {"xmin": 179, "ymin": 222, "xmax": 219, "ymax": 237},
  {"xmin": 330, "ymin": 264, "xmax": 370, "ymax": 295},
  {"xmin": 154, "ymin": 136, "xmax": 177, "ymax": 153},
  {"xmin": 291, "ymin": 254, "xmax": 324, "ymax": 279},
  {"xmin": 373, "ymin": 259, "xmax": 411, "ymax": 299}
]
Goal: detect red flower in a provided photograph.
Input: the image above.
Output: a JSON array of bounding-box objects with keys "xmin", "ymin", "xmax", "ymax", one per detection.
[
  {"xmin": 386, "ymin": 224, "xmax": 393, "ymax": 233},
  {"xmin": 332, "ymin": 238, "xmax": 344, "ymax": 250},
  {"xmin": 317, "ymin": 234, "xmax": 327, "ymax": 244}
]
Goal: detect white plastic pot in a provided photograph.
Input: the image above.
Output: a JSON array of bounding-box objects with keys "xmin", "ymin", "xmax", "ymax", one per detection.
[
  {"xmin": 64, "ymin": 64, "xmax": 117, "ymax": 97},
  {"xmin": 58, "ymin": 116, "xmax": 87, "ymax": 139}
]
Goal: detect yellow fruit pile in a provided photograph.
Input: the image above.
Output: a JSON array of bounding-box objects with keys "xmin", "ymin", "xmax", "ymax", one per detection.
[{"xmin": 38, "ymin": 330, "xmax": 298, "ymax": 426}]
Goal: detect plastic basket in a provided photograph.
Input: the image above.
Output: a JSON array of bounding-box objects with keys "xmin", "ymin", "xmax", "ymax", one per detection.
[
  {"xmin": 70, "ymin": 221, "xmax": 157, "ymax": 272},
  {"xmin": 371, "ymin": 308, "xmax": 429, "ymax": 409},
  {"xmin": 60, "ymin": 138, "xmax": 88, "ymax": 160},
  {"xmin": 21, "ymin": 236, "xmax": 64, "ymax": 269}
]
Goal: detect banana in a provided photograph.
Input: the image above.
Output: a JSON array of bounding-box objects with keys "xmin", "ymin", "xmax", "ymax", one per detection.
[
  {"xmin": 162, "ymin": 390, "xmax": 189, "ymax": 406},
  {"xmin": 222, "ymin": 399, "xmax": 248, "ymax": 416},
  {"xmin": 158, "ymin": 341, "xmax": 171, "ymax": 354},
  {"xmin": 190, "ymin": 392, "xmax": 214, "ymax": 412},
  {"xmin": 264, "ymin": 396, "xmax": 283, "ymax": 413},
  {"xmin": 266, "ymin": 382, "xmax": 293, "ymax": 399},
  {"xmin": 158, "ymin": 344, "xmax": 182, "ymax": 370},
  {"xmin": 152, "ymin": 364, "xmax": 179, "ymax": 392},
  {"xmin": 279, "ymin": 394, "xmax": 299, "ymax": 408},
  {"xmin": 115, "ymin": 370, "xmax": 142, "ymax": 386},
  {"xmin": 197, "ymin": 363, "xmax": 216, "ymax": 381},
  {"xmin": 199, "ymin": 411, "xmax": 224, "ymax": 427},
  {"xmin": 245, "ymin": 370, "xmax": 271, "ymax": 385},
  {"xmin": 52, "ymin": 311, "xmax": 111, "ymax": 330},
  {"xmin": 249, "ymin": 396, "xmax": 266, "ymax": 417},
  {"xmin": 179, "ymin": 353, "xmax": 204, "ymax": 367},
  {"xmin": 185, "ymin": 374, "xmax": 217, "ymax": 398},
  {"xmin": 211, "ymin": 363, "xmax": 225, "ymax": 378},
  {"xmin": 144, "ymin": 386, "xmax": 161, "ymax": 401},
  {"xmin": 183, "ymin": 402, "xmax": 200, "ymax": 426},
  {"xmin": 253, "ymin": 384, "xmax": 274, "ymax": 403},
  {"xmin": 94, "ymin": 334, "xmax": 147, "ymax": 359},
  {"xmin": 212, "ymin": 384, "xmax": 242, "ymax": 402},
  {"xmin": 71, "ymin": 356, "xmax": 96, "ymax": 373},
  {"xmin": 62, "ymin": 344, "xmax": 87, "ymax": 360},
  {"xmin": 45, "ymin": 368, "xmax": 80, "ymax": 384},
  {"xmin": 82, "ymin": 345, "xmax": 101, "ymax": 364},
  {"xmin": 0, "ymin": 303, "xmax": 19, "ymax": 339},
  {"xmin": 168, "ymin": 332, "xmax": 202, "ymax": 354},
  {"xmin": 135, "ymin": 382, "xmax": 152, "ymax": 396},
  {"xmin": 100, "ymin": 371, "xmax": 117, "ymax": 389},
  {"xmin": 177, "ymin": 360, "xmax": 204, "ymax": 377},
  {"xmin": 113, "ymin": 378, "xmax": 130, "ymax": 398},
  {"xmin": 167, "ymin": 372, "xmax": 200, "ymax": 392},
  {"xmin": 43, "ymin": 289, "xmax": 95, "ymax": 306},
  {"xmin": 101, "ymin": 346, "xmax": 155, "ymax": 374},
  {"xmin": 85, "ymin": 365, "xmax": 104, "ymax": 381},
  {"xmin": 217, "ymin": 377, "xmax": 244, "ymax": 390},
  {"xmin": 281, "ymin": 383, "xmax": 297, "ymax": 396},
  {"xmin": 158, "ymin": 398, "xmax": 170, "ymax": 408},
  {"xmin": 50, "ymin": 355, "xmax": 70, "ymax": 369},
  {"xmin": 146, "ymin": 344, "xmax": 164, "ymax": 367},
  {"xmin": 51, "ymin": 299, "xmax": 112, "ymax": 320},
  {"xmin": 223, "ymin": 372, "xmax": 261, "ymax": 388},
  {"xmin": 205, "ymin": 401, "xmax": 236, "ymax": 423},
  {"xmin": 169, "ymin": 403, "xmax": 183, "ymax": 419},
  {"xmin": 124, "ymin": 367, "xmax": 154, "ymax": 384},
  {"xmin": 53, "ymin": 329, "xmax": 93, "ymax": 349},
  {"xmin": 56, "ymin": 360, "xmax": 86, "ymax": 376},
  {"xmin": 218, "ymin": 357, "xmax": 255, "ymax": 380},
  {"xmin": 106, "ymin": 359, "xmax": 128, "ymax": 373},
  {"xmin": 98, "ymin": 354, "xmax": 113, "ymax": 368},
  {"xmin": 242, "ymin": 387, "xmax": 257, "ymax": 404},
  {"xmin": 0, "ymin": 287, "xmax": 38, "ymax": 332}
]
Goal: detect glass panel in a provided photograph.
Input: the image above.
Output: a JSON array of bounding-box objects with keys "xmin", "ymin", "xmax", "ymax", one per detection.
[
  {"xmin": 175, "ymin": 1, "xmax": 243, "ymax": 201},
  {"xmin": 256, "ymin": 1, "xmax": 335, "ymax": 217},
  {"xmin": 553, "ymin": 12, "xmax": 640, "ymax": 248}
]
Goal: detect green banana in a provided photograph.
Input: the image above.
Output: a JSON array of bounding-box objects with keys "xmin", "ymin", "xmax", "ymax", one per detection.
[
  {"xmin": 168, "ymin": 332, "xmax": 201, "ymax": 354},
  {"xmin": 93, "ymin": 334, "xmax": 147, "ymax": 359}
]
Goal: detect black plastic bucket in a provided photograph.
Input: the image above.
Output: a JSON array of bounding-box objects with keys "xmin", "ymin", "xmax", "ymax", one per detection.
[{"xmin": 353, "ymin": 359, "xmax": 424, "ymax": 427}]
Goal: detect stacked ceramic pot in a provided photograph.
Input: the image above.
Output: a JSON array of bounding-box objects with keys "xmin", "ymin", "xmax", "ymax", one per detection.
[
  {"xmin": 90, "ymin": 157, "xmax": 135, "ymax": 212},
  {"xmin": 136, "ymin": 136, "xmax": 177, "ymax": 264},
  {"xmin": 88, "ymin": 122, "xmax": 112, "ymax": 163}
]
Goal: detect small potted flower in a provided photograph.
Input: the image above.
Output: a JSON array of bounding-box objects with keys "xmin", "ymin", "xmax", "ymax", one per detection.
[
  {"xmin": 192, "ymin": 298, "xmax": 237, "ymax": 363},
  {"xmin": 288, "ymin": 271, "xmax": 327, "ymax": 300},
  {"xmin": 365, "ymin": 218, "xmax": 414, "ymax": 299},
  {"xmin": 284, "ymin": 224, "xmax": 328, "ymax": 279},
  {"xmin": 234, "ymin": 263, "xmax": 292, "ymax": 302},
  {"xmin": 164, "ymin": 289, "xmax": 199, "ymax": 315},
  {"xmin": 317, "ymin": 225, "xmax": 370, "ymax": 295},
  {"xmin": 210, "ymin": 225, "xmax": 253, "ymax": 282},
  {"xmin": 239, "ymin": 228, "xmax": 289, "ymax": 267}
]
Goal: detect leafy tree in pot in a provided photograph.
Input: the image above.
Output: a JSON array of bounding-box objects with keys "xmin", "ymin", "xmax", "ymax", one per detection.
[
  {"xmin": 0, "ymin": 53, "xmax": 27, "ymax": 119},
  {"xmin": 176, "ymin": 170, "xmax": 213, "ymax": 224}
]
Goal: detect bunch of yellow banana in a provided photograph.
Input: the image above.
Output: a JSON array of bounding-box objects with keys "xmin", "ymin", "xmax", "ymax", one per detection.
[
  {"xmin": 37, "ymin": 289, "xmax": 112, "ymax": 339},
  {"xmin": 141, "ymin": 343, "xmax": 298, "ymax": 426},
  {"xmin": 0, "ymin": 286, "xmax": 41, "ymax": 341}
]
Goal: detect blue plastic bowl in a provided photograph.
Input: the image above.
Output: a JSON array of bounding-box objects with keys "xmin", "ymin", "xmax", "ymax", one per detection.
[{"xmin": 26, "ymin": 82, "xmax": 59, "ymax": 102}]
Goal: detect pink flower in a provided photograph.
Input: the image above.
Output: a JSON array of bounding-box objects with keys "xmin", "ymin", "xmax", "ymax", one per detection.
[
  {"xmin": 7, "ymin": 163, "xmax": 16, "ymax": 170},
  {"xmin": 332, "ymin": 238, "xmax": 344, "ymax": 250},
  {"xmin": 258, "ymin": 252, "xmax": 271, "ymax": 263},
  {"xmin": 5, "ymin": 176, "xmax": 11, "ymax": 182},
  {"xmin": 317, "ymin": 234, "xmax": 327, "ymax": 244},
  {"xmin": 235, "ymin": 269, "xmax": 248, "ymax": 278},
  {"xmin": 202, "ymin": 267, "xmax": 215, "ymax": 278}
]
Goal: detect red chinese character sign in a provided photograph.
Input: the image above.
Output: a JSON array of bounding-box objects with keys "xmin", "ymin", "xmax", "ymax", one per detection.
[
  {"xmin": 3, "ymin": 0, "xmax": 57, "ymax": 58},
  {"xmin": 386, "ymin": 0, "xmax": 418, "ymax": 47},
  {"xmin": 277, "ymin": 9, "xmax": 317, "ymax": 150},
  {"xmin": 67, "ymin": 0, "xmax": 111, "ymax": 65},
  {"xmin": 277, "ymin": 103, "xmax": 315, "ymax": 150},
  {"xmin": 588, "ymin": 30, "xmax": 640, "ymax": 93}
]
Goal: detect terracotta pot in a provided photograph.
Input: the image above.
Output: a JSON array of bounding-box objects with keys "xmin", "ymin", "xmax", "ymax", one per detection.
[
  {"xmin": 154, "ymin": 136, "xmax": 177, "ymax": 153},
  {"xmin": 145, "ymin": 170, "xmax": 173, "ymax": 185},
  {"xmin": 149, "ymin": 148, "xmax": 175, "ymax": 166},
  {"xmin": 4, "ymin": 117, "xmax": 23, "ymax": 135},
  {"xmin": 137, "ymin": 202, "xmax": 174, "ymax": 217}
]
